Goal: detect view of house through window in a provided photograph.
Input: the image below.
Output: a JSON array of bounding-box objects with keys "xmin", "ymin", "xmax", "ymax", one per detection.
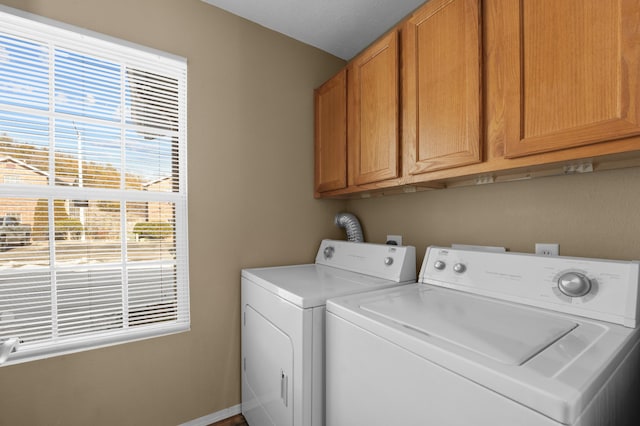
[{"xmin": 0, "ymin": 7, "xmax": 188, "ymax": 365}]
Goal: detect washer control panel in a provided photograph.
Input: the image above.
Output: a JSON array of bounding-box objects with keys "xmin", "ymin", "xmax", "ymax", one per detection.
[{"xmin": 420, "ymin": 246, "xmax": 640, "ymax": 327}]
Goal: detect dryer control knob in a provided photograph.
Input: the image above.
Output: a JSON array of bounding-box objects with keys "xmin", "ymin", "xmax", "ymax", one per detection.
[
  {"xmin": 323, "ymin": 246, "xmax": 335, "ymax": 260},
  {"xmin": 558, "ymin": 272, "xmax": 592, "ymax": 297},
  {"xmin": 453, "ymin": 263, "xmax": 466, "ymax": 273},
  {"xmin": 384, "ymin": 257, "xmax": 394, "ymax": 266},
  {"xmin": 434, "ymin": 260, "xmax": 446, "ymax": 270}
]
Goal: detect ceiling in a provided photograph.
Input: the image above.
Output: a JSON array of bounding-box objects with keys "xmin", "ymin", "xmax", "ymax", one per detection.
[{"xmin": 201, "ymin": 0, "xmax": 426, "ymax": 60}]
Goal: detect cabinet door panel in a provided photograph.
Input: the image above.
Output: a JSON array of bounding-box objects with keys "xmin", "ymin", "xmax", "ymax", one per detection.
[
  {"xmin": 403, "ymin": 0, "xmax": 482, "ymax": 175},
  {"xmin": 349, "ymin": 31, "xmax": 399, "ymax": 186},
  {"xmin": 314, "ymin": 70, "xmax": 347, "ymax": 193},
  {"xmin": 505, "ymin": 0, "xmax": 640, "ymax": 158}
]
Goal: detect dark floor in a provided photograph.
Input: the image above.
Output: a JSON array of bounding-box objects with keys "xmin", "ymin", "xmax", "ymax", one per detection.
[{"xmin": 209, "ymin": 414, "xmax": 248, "ymax": 426}]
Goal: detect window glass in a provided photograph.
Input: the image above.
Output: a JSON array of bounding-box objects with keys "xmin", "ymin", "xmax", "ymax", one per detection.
[{"xmin": 0, "ymin": 8, "xmax": 188, "ymax": 366}]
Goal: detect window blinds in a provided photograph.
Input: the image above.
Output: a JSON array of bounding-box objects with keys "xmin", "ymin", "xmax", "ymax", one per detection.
[{"xmin": 0, "ymin": 6, "xmax": 189, "ymax": 366}]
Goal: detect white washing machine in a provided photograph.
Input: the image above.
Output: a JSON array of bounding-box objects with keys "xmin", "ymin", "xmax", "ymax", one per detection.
[
  {"xmin": 326, "ymin": 246, "xmax": 640, "ymax": 426},
  {"xmin": 241, "ymin": 239, "xmax": 416, "ymax": 426}
]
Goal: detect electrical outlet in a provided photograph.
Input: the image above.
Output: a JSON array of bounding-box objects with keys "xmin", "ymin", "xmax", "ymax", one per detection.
[
  {"xmin": 386, "ymin": 235, "xmax": 403, "ymax": 246},
  {"xmin": 535, "ymin": 243, "xmax": 559, "ymax": 256}
]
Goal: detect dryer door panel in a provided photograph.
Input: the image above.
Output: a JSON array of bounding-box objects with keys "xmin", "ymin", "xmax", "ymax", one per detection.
[{"xmin": 243, "ymin": 304, "xmax": 293, "ymax": 426}]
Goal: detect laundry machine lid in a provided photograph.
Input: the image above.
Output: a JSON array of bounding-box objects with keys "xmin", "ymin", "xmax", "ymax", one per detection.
[
  {"xmin": 360, "ymin": 286, "xmax": 578, "ymax": 365},
  {"xmin": 242, "ymin": 264, "xmax": 411, "ymax": 308},
  {"xmin": 328, "ymin": 283, "xmax": 640, "ymax": 425}
]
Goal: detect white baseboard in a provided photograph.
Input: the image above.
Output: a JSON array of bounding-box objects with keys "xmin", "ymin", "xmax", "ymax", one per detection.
[{"xmin": 180, "ymin": 404, "xmax": 242, "ymax": 426}]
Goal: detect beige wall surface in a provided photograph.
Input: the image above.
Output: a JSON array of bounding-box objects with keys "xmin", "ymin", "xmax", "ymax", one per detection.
[
  {"xmin": 0, "ymin": 0, "xmax": 346, "ymax": 425},
  {"xmin": 346, "ymin": 167, "xmax": 640, "ymax": 265}
]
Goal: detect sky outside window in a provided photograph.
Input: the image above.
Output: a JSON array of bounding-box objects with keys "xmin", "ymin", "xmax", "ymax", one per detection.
[{"xmin": 0, "ymin": 33, "xmax": 175, "ymax": 185}]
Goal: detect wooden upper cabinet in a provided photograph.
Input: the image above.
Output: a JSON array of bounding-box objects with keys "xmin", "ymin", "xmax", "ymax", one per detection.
[
  {"xmin": 504, "ymin": 0, "xmax": 640, "ymax": 158},
  {"xmin": 348, "ymin": 31, "xmax": 400, "ymax": 186},
  {"xmin": 314, "ymin": 69, "xmax": 347, "ymax": 193},
  {"xmin": 403, "ymin": 0, "xmax": 482, "ymax": 176}
]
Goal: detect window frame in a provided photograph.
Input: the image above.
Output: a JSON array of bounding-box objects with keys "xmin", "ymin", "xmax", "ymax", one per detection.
[{"xmin": 0, "ymin": 5, "xmax": 190, "ymax": 366}]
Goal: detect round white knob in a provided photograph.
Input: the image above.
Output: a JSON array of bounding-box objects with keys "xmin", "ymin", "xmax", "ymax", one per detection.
[
  {"xmin": 323, "ymin": 246, "xmax": 334, "ymax": 259},
  {"xmin": 434, "ymin": 260, "xmax": 446, "ymax": 270},
  {"xmin": 384, "ymin": 257, "xmax": 394, "ymax": 266},
  {"xmin": 557, "ymin": 272, "xmax": 591, "ymax": 297},
  {"xmin": 453, "ymin": 263, "xmax": 466, "ymax": 273}
]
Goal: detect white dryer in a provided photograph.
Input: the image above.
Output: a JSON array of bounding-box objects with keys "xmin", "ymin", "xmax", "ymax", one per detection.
[
  {"xmin": 241, "ymin": 239, "xmax": 416, "ymax": 426},
  {"xmin": 326, "ymin": 246, "xmax": 640, "ymax": 426}
]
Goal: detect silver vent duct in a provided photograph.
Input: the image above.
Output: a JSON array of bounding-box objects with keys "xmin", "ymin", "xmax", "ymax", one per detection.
[{"xmin": 334, "ymin": 212, "xmax": 364, "ymax": 243}]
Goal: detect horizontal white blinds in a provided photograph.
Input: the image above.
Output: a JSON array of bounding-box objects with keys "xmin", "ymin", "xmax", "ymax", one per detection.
[{"xmin": 0, "ymin": 6, "xmax": 189, "ymax": 366}]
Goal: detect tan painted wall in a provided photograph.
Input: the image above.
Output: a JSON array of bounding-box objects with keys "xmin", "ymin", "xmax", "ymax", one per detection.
[
  {"xmin": 346, "ymin": 167, "xmax": 640, "ymax": 266},
  {"xmin": 0, "ymin": 1, "xmax": 346, "ymax": 425}
]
